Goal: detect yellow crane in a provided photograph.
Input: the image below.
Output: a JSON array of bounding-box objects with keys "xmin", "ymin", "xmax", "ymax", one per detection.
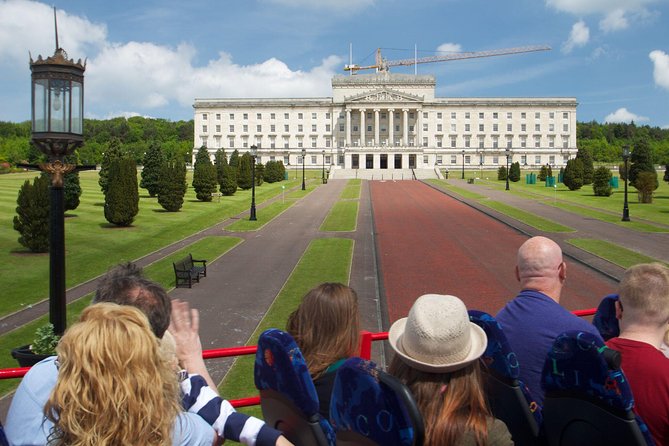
[{"xmin": 344, "ymin": 45, "xmax": 551, "ymax": 73}]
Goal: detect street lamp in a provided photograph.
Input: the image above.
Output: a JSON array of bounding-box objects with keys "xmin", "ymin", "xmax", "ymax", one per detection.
[
  {"xmin": 505, "ymin": 148, "xmax": 511, "ymax": 191},
  {"xmin": 249, "ymin": 145, "xmax": 257, "ymax": 221},
  {"xmin": 622, "ymin": 146, "xmax": 631, "ymax": 222},
  {"xmin": 301, "ymin": 148, "xmax": 306, "ymax": 190},
  {"xmin": 461, "ymin": 149, "xmax": 465, "ymax": 179},
  {"xmin": 321, "ymin": 149, "xmax": 326, "ymax": 184},
  {"xmin": 29, "ymin": 9, "xmax": 86, "ymax": 335}
]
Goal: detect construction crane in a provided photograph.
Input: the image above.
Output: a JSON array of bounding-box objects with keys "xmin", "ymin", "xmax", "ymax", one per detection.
[{"xmin": 344, "ymin": 45, "xmax": 551, "ymax": 73}]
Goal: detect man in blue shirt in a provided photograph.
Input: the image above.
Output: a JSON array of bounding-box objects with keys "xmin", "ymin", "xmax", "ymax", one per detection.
[{"xmin": 496, "ymin": 236, "xmax": 602, "ymax": 406}]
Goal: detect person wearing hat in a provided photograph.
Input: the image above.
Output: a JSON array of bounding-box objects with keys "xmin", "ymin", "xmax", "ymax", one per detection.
[{"xmin": 388, "ymin": 294, "xmax": 513, "ymax": 446}]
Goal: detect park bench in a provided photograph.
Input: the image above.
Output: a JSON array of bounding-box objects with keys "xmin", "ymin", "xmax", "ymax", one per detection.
[{"xmin": 173, "ymin": 254, "xmax": 207, "ymax": 288}]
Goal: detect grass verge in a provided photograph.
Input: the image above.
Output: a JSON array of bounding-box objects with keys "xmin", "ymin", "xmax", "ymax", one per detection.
[
  {"xmin": 321, "ymin": 201, "xmax": 359, "ymax": 232},
  {"xmin": 0, "ymin": 236, "xmax": 241, "ymax": 396},
  {"xmin": 546, "ymin": 201, "xmax": 667, "ymax": 233},
  {"xmin": 218, "ymin": 237, "xmax": 354, "ymax": 417},
  {"xmin": 479, "ymin": 199, "xmax": 575, "ymax": 233},
  {"xmin": 340, "ymin": 179, "xmax": 362, "ymax": 199},
  {"xmin": 225, "ymin": 201, "xmax": 295, "ymax": 232},
  {"xmin": 426, "ymin": 179, "xmax": 487, "ymax": 200},
  {"xmin": 566, "ymin": 238, "xmax": 668, "ymax": 269}
]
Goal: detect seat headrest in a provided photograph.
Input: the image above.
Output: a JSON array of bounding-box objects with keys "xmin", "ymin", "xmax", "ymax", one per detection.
[
  {"xmin": 592, "ymin": 294, "xmax": 620, "ymax": 341},
  {"xmin": 468, "ymin": 310, "xmax": 520, "ymax": 380}
]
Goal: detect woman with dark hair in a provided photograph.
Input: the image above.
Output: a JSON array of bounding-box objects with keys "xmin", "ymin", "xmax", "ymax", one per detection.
[
  {"xmin": 286, "ymin": 283, "xmax": 360, "ymax": 418},
  {"xmin": 388, "ymin": 294, "xmax": 513, "ymax": 446}
]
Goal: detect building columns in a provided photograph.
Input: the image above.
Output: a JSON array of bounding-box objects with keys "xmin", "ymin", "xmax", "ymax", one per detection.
[
  {"xmin": 346, "ymin": 109, "xmax": 351, "ymax": 147},
  {"xmin": 388, "ymin": 108, "xmax": 394, "ymax": 146},
  {"xmin": 402, "ymin": 109, "xmax": 409, "ymax": 146},
  {"xmin": 374, "ymin": 109, "xmax": 380, "ymax": 146},
  {"xmin": 360, "ymin": 109, "xmax": 366, "ymax": 146}
]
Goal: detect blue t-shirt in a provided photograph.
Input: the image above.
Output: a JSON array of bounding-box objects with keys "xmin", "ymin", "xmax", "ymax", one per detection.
[
  {"xmin": 5, "ymin": 356, "xmax": 215, "ymax": 446},
  {"xmin": 495, "ymin": 290, "xmax": 602, "ymax": 406}
]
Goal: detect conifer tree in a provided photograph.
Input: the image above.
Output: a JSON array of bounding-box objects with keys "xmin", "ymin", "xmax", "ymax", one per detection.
[
  {"xmin": 63, "ymin": 152, "xmax": 81, "ymax": 212},
  {"xmin": 140, "ymin": 142, "xmax": 165, "ymax": 197},
  {"xmin": 509, "ymin": 161, "xmax": 521, "ymax": 182},
  {"xmin": 229, "ymin": 149, "xmax": 240, "ymax": 168},
  {"xmin": 563, "ymin": 158, "xmax": 584, "ymax": 190},
  {"xmin": 547, "ymin": 164, "xmax": 553, "ymax": 179},
  {"xmin": 104, "ymin": 157, "xmax": 139, "ymax": 226},
  {"xmin": 497, "ymin": 166, "xmax": 507, "ymax": 181},
  {"xmin": 13, "ymin": 174, "xmax": 50, "ymax": 252},
  {"xmin": 192, "ymin": 146, "xmax": 218, "ymax": 201},
  {"xmin": 538, "ymin": 165, "xmax": 548, "ymax": 181},
  {"xmin": 157, "ymin": 158, "xmax": 187, "ymax": 211},
  {"xmin": 237, "ymin": 152, "xmax": 253, "ymax": 189},
  {"xmin": 214, "ymin": 148, "xmax": 228, "ymax": 185},
  {"xmin": 220, "ymin": 164, "xmax": 237, "ymax": 196},
  {"xmin": 575, "ymin": 148, "xmax": 594, "ymax": 185},
  {"xmin": 664, "ymin": 164, "xmax": 669, "ymax": 184},
  {"xmin": 629, "ymin": 138, "xmax": 658, "ymax": 191},
  {"xmin": 98, "ymin": 138, "xmax": 124, "ymax": 196},
  {"xmin": 592, "ymin": 166, "xmax": 613, "ymax": 197}
]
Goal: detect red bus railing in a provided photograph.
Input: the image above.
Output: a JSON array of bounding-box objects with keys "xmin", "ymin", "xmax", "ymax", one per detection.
[{"xmin": 0, "ymin": 307, "xmax": 597, "ymax": 408}]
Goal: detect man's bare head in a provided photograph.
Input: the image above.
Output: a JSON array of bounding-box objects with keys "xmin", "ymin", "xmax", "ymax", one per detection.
[{"xmin": 516, "ymin": 236, "xmax": 566, "ymax": 298}]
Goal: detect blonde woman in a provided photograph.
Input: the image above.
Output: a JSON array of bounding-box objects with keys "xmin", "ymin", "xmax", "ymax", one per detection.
[
  {"xmin": 286, "ymin": 283, "xmax": 360, "ymax": 418},
  {"xmin": 388, "ymin": 294, "xmax": 513, "ymax": 446},
  {"xmin": 44, "ymin": 303, "xmax": 217, "ymax": 446}
]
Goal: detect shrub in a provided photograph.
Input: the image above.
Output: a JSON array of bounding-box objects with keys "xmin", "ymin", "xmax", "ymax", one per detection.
[
  {"xmin": 497, "ymin": 166, "xmax": 507, "ymax": 180},
  {"xmin": 104, "ymin": 157, "xmax": 139, "ymax": 226},
  {"xmin": 576, "ymin": 148, "xmax": 594, "ymax": 185},
  {"xmin": 214, "ymin": 149, "xmax": 228, "ymax": 185},
  {"xmin": 563, "ymin": 158, "xmax": 584, "ymax": 191},
  {"xmin": 509, "ymin": 161, "xmax": 521, "ymax": 182},
  {"xmin": 140, "ymin": 142, "xmax": 165, "ymax": 197},
  {"xmin": 664, "ymin": 164, "xmax": 669, "ymax": 184},
  {"xmin": 31, "ymin": 323, "xmax": 60, "ymax": 355},
  {"xmin": 192, "ymin": 146, "xmax": 218, "ymax": 201},
  {"xmin": 635, "ymin": 171, "xmax": 658, "ymax": 203},
  {"xmin": 538, "ymin": 165, "xmax": 548, "ymax": 181},
  {"xmin": 13, "ymin": 174, "xmax": 50, "ymax": 252},
  {"xmin": 220, "ymin": 164, "xmax": 238, "ymax": 195},
  {"xmin": 237, "ymin": 153, "xmax": 253, "ymax": 190},
  {"xmin": 255, "ymin": 162, "xmax": 265, "ymax": 186},
  {"xmin": 592, "ymin": 166, "xmax": 613, "ymax": 197},
  {"xmin": 158, "ymin": 158, "xmax": 187, "ymax": 212},
  {"xmin": 264, "ymin": 160, "xmax": 286, "ymax": 183},
  {"xmin": 629, "ymin": 138, "xmax": 655, "ymax": 187},
  {"xmin": 98, "ymin": 138, "xmax": 124, "ymax": 196},
  {"xmin": 63, "ymin": 152, "xmax": 81, "ymax": 212}
]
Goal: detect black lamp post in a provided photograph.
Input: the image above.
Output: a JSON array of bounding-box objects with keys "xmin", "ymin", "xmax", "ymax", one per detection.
[
  {"xmin": 461, "ymin": 149, "xmax": 465, "ymax": 179},
  {"xmin": 321, "ymin": 149, "xmax": 326, "ymax": 184},
  {"xmin": 29, "ymin": 10, "xmax": 86, "ymax": 336},
  {"xmin": 622, "ymin": 145, "xmax": 631, "ymax": 222},
  {"xmin": 301, "ymin": 148, "xmax": 306, "ymax": 190},
  {"xmin": 505, "ymin": 148, "xmax": 511, "ymax": 191},
  {"xmin": 249, "ymin": 145, "xmax": 257, "ymax": 221}
]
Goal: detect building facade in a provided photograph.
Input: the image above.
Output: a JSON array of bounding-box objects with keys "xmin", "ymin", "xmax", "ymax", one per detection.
[{"xmin": 193, "ymin": 73, "xmax": 577, "ymax": 172}]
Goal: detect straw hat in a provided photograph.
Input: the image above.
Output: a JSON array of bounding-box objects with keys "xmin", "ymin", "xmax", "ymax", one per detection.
[{"xmin": 388, "ymin": 294, "xmax": 487, "ymax": 373}]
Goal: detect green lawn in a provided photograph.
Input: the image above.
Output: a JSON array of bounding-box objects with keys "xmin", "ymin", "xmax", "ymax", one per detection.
[
  {"xmin": 340, "ymin": 179, "xmax": 362, "ymax": 199},
  {"xmin": 321, "ymin": 201, "xmax": 359, "ymax": 232},
  {"xmin": 479, "ymin": 199, "xmax": 575, "ymax": 232},
  {"xmin": 218, "ymin": 237, "xmax": 354, "ymax": 417},
  {"xmin": 225, "ymin": 200, "xmax": 296, "ymax": 232},
  {"xmin": 0, "ymin": 171, "xmax": 296, "ymax": 317},
  {"xmin": 0, "ymin": 235, "xmax": 241, "ymax": 396},
  {"xmin": 567, "ymin": 238, "xmax": 668, "ymax": 269},
  {"xmin": 426, "ymin": 179, "xmax": 488, "ymax": 200},
  {"xmin": 546, "ymin": 201, "xmax": 667, "ymax": 232}
]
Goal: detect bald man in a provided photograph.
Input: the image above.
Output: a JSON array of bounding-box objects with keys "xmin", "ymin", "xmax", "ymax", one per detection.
[{"xmin": 495, "ymin": 236, "xmax": 602, "ymax": 406}]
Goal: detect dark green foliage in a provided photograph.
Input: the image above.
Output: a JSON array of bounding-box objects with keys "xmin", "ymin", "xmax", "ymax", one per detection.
[
  {"xmin": 63, "ymin": 152, "xmax": 81, "ymax": 212},
  {"xmin": 497, "ymin": 166, "xmax": 507, "ymax": 180},
  {"xmin": 192, "ymin": 146, "xmax": 218, "ymax": 201},
  {"xmin": 237, "ymin": 153, "xmax": 253, "ymax": 189},
  {"xmin": 140, "ymin": 142, "xmax": 165, "ymax": 197},
  {"xmin": 538, "ymin": 165, "xmax": 548, "ymax": 181},
  {"xmin": 220, "ymin": 164, "xmax": 238, "ymax": 195},
  {"xmin": 629, "ymin": 138, "xmax": 657, "ymax": 190},
  {"xmin": 592, "ymin": 166, "xmax": 613, "ymax": 197},
  {"xmin": 664, "ymin": 164, "xmax": 669, "ymax": 183},
  {"xmin": 509, "ymin": 162, "xmax": 521, "ymax": 182},
  {"xmin": 264, "ymin": 160, "xmax": 286, "ymax": 183},
  {"xmin": 13, "ymin": 174, "xmax": 50, "ymax": 252},
  {"xmin": 547, "ymin": 165, "xmax": 553, "ymax": 178},
  {"xmin": 636, "ymin": 171, "xmax": 658, "ymax": 203},
  {"xmin": 618, "ymin": 163, "xmax": 628, "ymax": 182},
  {"xmin": 158, "ymin": 158, "xmax": 187, "ymax": 212},
  {"xmin": 229, "ymin": 149, "xmax": 240, "ymax": 168},
  {"xmin": 255, "ymin": 162, "xmax": 265, "ymax": 186},
  {"xmin": 575, "ymin": 148, "xmax": 594, "ymax": 185},
  {"xmin": 214, "ymin": 149, "xmax": 228, "ymax": 185},
  {"xmin": 104, "ymin": 157, "xmax": 139, "ymax": 226},
  {"xmin": 98, "ymin": 138, "xmax": 124, "ymax": 196},
  {"xmin": 563, "ymin": 158, "xmax": 584, "ymax": 190}
]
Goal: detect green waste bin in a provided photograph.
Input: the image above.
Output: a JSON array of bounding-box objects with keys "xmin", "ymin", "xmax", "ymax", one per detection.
[
  {"xmin": 610, "ymin": 176, "xmax": 619, "ymax": 188},
  {"xmin": 284, "ymin": 171, "xmax": 289, "ymax": 180}
]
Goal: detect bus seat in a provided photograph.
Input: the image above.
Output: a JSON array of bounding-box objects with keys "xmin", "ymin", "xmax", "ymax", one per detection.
[{"xmin": 592, "ymin": 294, "xmax": 620, "ymax": 341}]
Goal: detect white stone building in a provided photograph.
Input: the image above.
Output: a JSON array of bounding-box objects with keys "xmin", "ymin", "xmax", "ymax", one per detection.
[{"xmin": 193, "ymin": 73, "xmax": 577, "ymax": 175}]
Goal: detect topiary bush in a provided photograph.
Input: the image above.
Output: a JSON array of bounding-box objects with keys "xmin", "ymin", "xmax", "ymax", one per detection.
[
  {"xmin": 592, "ymin": 166, "xmax": 613, "ymax": 197},
  {"xmin": 104, "ymin": 157, "xmax": 139, "ymax": 226},
  {"xmin": 497, "ymin": 166, "xmax": 507, "ymax": 181},
  {"xmin": 563, "ymin": 158, "xmax": 584, "ymax": 191},
  {"xmin": 635, "ymin": 171, "xmax": 658, "ymax": 203},
  {"xmin": 509, "ymin": 162, "xmax": 521, "ymax": 182},
  {"xmin": 192, "ymin": 146, "xmax": 218, "ymax": 201},
  {"xmin": 140, "ymin": 142, "xmax": 165, "ymax": 197},
  {"xmin": 158, "ymin": 158, "xmax": 187, "ymax": 212},
  {"xmin": 13, "ymin": 174, "xmax": 50, "ymax": 252}
]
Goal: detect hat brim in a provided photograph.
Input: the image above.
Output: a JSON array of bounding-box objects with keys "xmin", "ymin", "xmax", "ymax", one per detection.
[{"xmin": 388, "ymin": 317, "xmax": 487, "ymax": 373}]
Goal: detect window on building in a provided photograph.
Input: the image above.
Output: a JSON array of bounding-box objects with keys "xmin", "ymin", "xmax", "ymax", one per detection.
[
  {"xmin": 298, "ymin": 113, "xmax": 303, "ymax": 119},
  {"xmin": 409, "ymin": 112, "xmax": 415, "ymax": 119},
  {"xmin": 451, "ymin": 155, "xmax": 457, "ymax": 164},
  {"xmin": 312, "ymin": 124, "xmax": 317, "ymax": 132},
  {"xmin": 478, "ymin": 138, "xmax": 484, "ymax": 149},
  {"xmin": 520, "ymin": 155, "xmax": 527, "ymax": 165},
  {"xmin": 409, "ymin": 125, "xmax": 415, "ymax": 132},
  {"xmin": 215, "ymin": 113, "xmax": 221, "ymax": 120},
  {"xmin": 202, "ymin": 125, "xmax": 207, "ymax": 132},
  {"xmin": 270, "ymin": 139, "xmax": 276, "ymax": 148},
  {"xmin": 270, "ymin": 124, "xmax": 275, "ymax": 132},
  {"xmin": 353, "ymin": 126, "xmax": 359, "ymax": 132},
  {"xmin": 283, "ymin": 124, "xmax": 289, "ymax": 132},
  {"xmin": 535, "ymin": 136, "xmax": 541, "ymax": 148},
  {"xmin": 493, "ymin": 124, "xmax": 498, "ymax": 132},
  {"xmin": 493, "ymin": 156, "xmax": 499, "ymax": 164},
  {"xmin": 423, "ymin": 112, "xmax": 428, "ymax": 118},
  {"xmin": 202, "ymin": 113, "xmax": 208, "ymax": 120},
  {"xmin": 367, "ymin": 125, "xmax": 372, "ymax": 132},
  {"xmin": 201, "ymin": 138, "xmax": 207, "ymax": 147},
  {"xmin": 563, "ymin": 124, "xmax": 569, "ymax": 132},
  {"xmin": 549, "ymin": 137, "xmax": 555, "ymax": 148},
  {"xmin": 298, "ymin": 125, "xmax": 303, "ymax": 132},
  {"xmin": 339, "ymin": 124, "xmax": 344, "ymax": 132},
  {"xmin": 465, "ymin": 137, "xmax": 471, "ymax": 148},
  {"xmin": 310, "ymin": 155, "xmax": 316, "ymax": 164},
  {"xmin": 270, "ymin": 113, "xmax": 275, "ymax": 119},
  {"xmin": 563, "ymin": 112, "xmax": 569, "ymax": 119},
  {"xmin": 229, "ymin": 138, "xmax": 234, "ymax": 147},
  {"xmin": 284, "ymin": 140, "xmax": 289, "ymax": 149},
  {"xmin": 479, "ymin": 112, "xmax": 484, "ymax": 119},
  {"xmin": 284, "ymin": 113, "xmax": 289, "ymax": 119},
  {"xmin": 549, "ymin": 112, "xmax": 555, "ymax": 119},
  {"xmin": 437, "ymin": 123, "xmax": 443, "ymax": 131},
  {"xmin": 229, "ymin": 113, "xmax": 235, "ymax": 120},
  {"xmin": 549, "ymin": 155, "xmax": 555, "ymax": 164},
  {"xmin": 243, "ymin": 125, "xmax": 248, "ymax": 132},
  {"xmin": 535, "ymin": 155, "xmax": 541, "ymax": 164},
  {"xmin": 465, "ymin": 124, "xmax": 470, "ymax": 132},
  {"xmin": 492, "ymin": 137, "xmax": 499, "ymax": 149},
  {"xmin": 465, "ymin": 155, "xmax": 471, "ymax": 164},
  {"xmin": 326, "ymin": 112, "xmax": 330, "ymax": 119},
  {"xmin": 298, "ymin": 141, "xmax": 303, "ymax": 148},
  {"xmin": 423, "ymin": 124, "xmax": 428, "ymax": 131},
  {"xmin": 423, "ymin": 155, "xmax": 429, "ymax": 164},
  {"xmin": 312, "ymin": 113, "xmax": 317, "ymax": 119},
  {"xmin": 521, "ymin": 112, "xmax": 526, "ymax": 119},
  {"xmin": 549, "ymin": 124, "xmax": 555, "ymax": 132},
  {"xmin": 326, "ymin": 139, "xmax": 331, "ymax": 147},
  {"xmin": 465, "ymin": 112, "xmax": 471, "ymax": 119},
  {"xmin": 257, "ymin": 125, "xmax": 262, "ymax": 132},
  {"xmin": 506, "ymin": 138, "xmax": 512, "ymax": 148},
  {"xmin": 507, "ymin": 112, "xmax": 512, "ymax": 119},
  {"xmin": 229, "ymin": 125, "xmax": 234, "ymax": 132},
  {"xmin": 243, "ymin": 113, "xmax": 248, "ymax": 120},
  {"xmin": 450, "ymin": 137, "xmax": 456, "ymax": 148},
  {"xmin": 257, "ymin": 113, "xmax": 262, "ymax": 119},
  {"xmin": 450, "ymin": 124, "xmax": 456, "ymax": 132},
  {"xmin": 436, "ymin": 155, "xmax": 443, "ymax": 164},
  {"xmin": 535, "ymin": 124, "xmax": 540, "ymax": 132},
  {"xmin": 395, "ymin": 125, "xmax": 400, "ymax": 132},
  {"xmin": 215, "ymin": 125, "xmax": 221, "ymax": 133},
  {"xmin": 437, "ymin": 112, "xmax": 442, "ymax": 119},
  {"xmin": 507, "ymin": 124, "xmax": 512, "ymax": 132},
  {"xmin": 422, "ymin": 137, "xmax": 428, "ymax": 147},
  {"xmin": 493, "ymin": 112, "xmax": 498, "ymax": 119},
  {"xmin": 325, "ymin": 124, "xmax": 331, "ymax": 132},
  {"xmin": 521, "ymin": 124, "xmax": 526, "ymax": 132},
  {"xmin": 451, "ymin": 112, "xmax": 456, "ymax": 119},
  {"xmin": 243, "ymin": 141, "xmax": 248, "ymax": 148},
  {"xmin": 479, "ymin": 124, "xmax": 484, "ymax": 132},
  {"xmin": 283, "ymin": 156, "xmax": 289, "ymax": 164},
  {"xmin": 311, "ymin": 139, "xmax": 317, "ymax": 148},
  {"xmin": 437, "ymin": 139, "xmax": 442, "ymax": 147},
  {"xmin": 535, "ymin": 112, "xmax": 540, "ymax": 119},
  {"xmin": 520, "ymin": 137, "xmax": 527, "ymax": 148}
]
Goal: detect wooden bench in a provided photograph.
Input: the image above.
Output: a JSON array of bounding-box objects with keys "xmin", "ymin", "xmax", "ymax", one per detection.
[{"xmin": 173, "ymin": 254, "xmax": 207, "ymax": 288}]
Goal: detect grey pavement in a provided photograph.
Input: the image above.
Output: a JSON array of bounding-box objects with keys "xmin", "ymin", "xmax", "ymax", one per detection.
[{"xmin": 428, "ymin": 178, "xmax": 669, "ymax": 282}]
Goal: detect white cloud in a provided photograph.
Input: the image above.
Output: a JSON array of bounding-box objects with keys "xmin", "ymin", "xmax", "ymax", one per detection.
[
  {"xmin": 649, "ymin": 50, "xmax": 669, "ymax": 91},
  {"xmin": 599, "ymin": 9, "xmax": 629, "ymax": 32},
  {"xmin": 562, "ymin": 21, "xmax": 590, "ymax": 54},
  {"xmin": 604, "ymin": 107, "xmax": 649, "ymax": 123},
  {"xmin": 262, "ymin": 0, "xmax": 374, "ymax": 11},
  {"xmin": 546, "ymin": 0, "xmax": 657, "ymax": 15},
  {"xmin": 0, "ymin": 0, "xmax": 343, "ymax": 118},
  {"xmin": 436, "ymin": 43, "xmax": 462, "ymax": 53}
]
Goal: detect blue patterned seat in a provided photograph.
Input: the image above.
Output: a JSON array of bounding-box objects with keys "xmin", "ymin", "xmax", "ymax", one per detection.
[
  {"xmin": 329, "ymin": 357, "xmax": 424, "ymax": 446},
  {"xmin": 540, "ymin": 330, "xmax": 654, "ymax": 446},
  {"xmin": 468, "ymin": 310, "xmax": 542, "ymax": 446},
  {"xmin": 592, "ymin": 294, "xmax": 620, "ymax": 341},
  {"xmin": 254, "ymin": 328, "xmax": 336, "ymax": 446}
]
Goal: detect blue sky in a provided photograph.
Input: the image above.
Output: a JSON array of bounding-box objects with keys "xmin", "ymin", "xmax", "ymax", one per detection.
[{"xmin": 1, "ymin": 0, "xmax": 668, "ymax": 127}]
